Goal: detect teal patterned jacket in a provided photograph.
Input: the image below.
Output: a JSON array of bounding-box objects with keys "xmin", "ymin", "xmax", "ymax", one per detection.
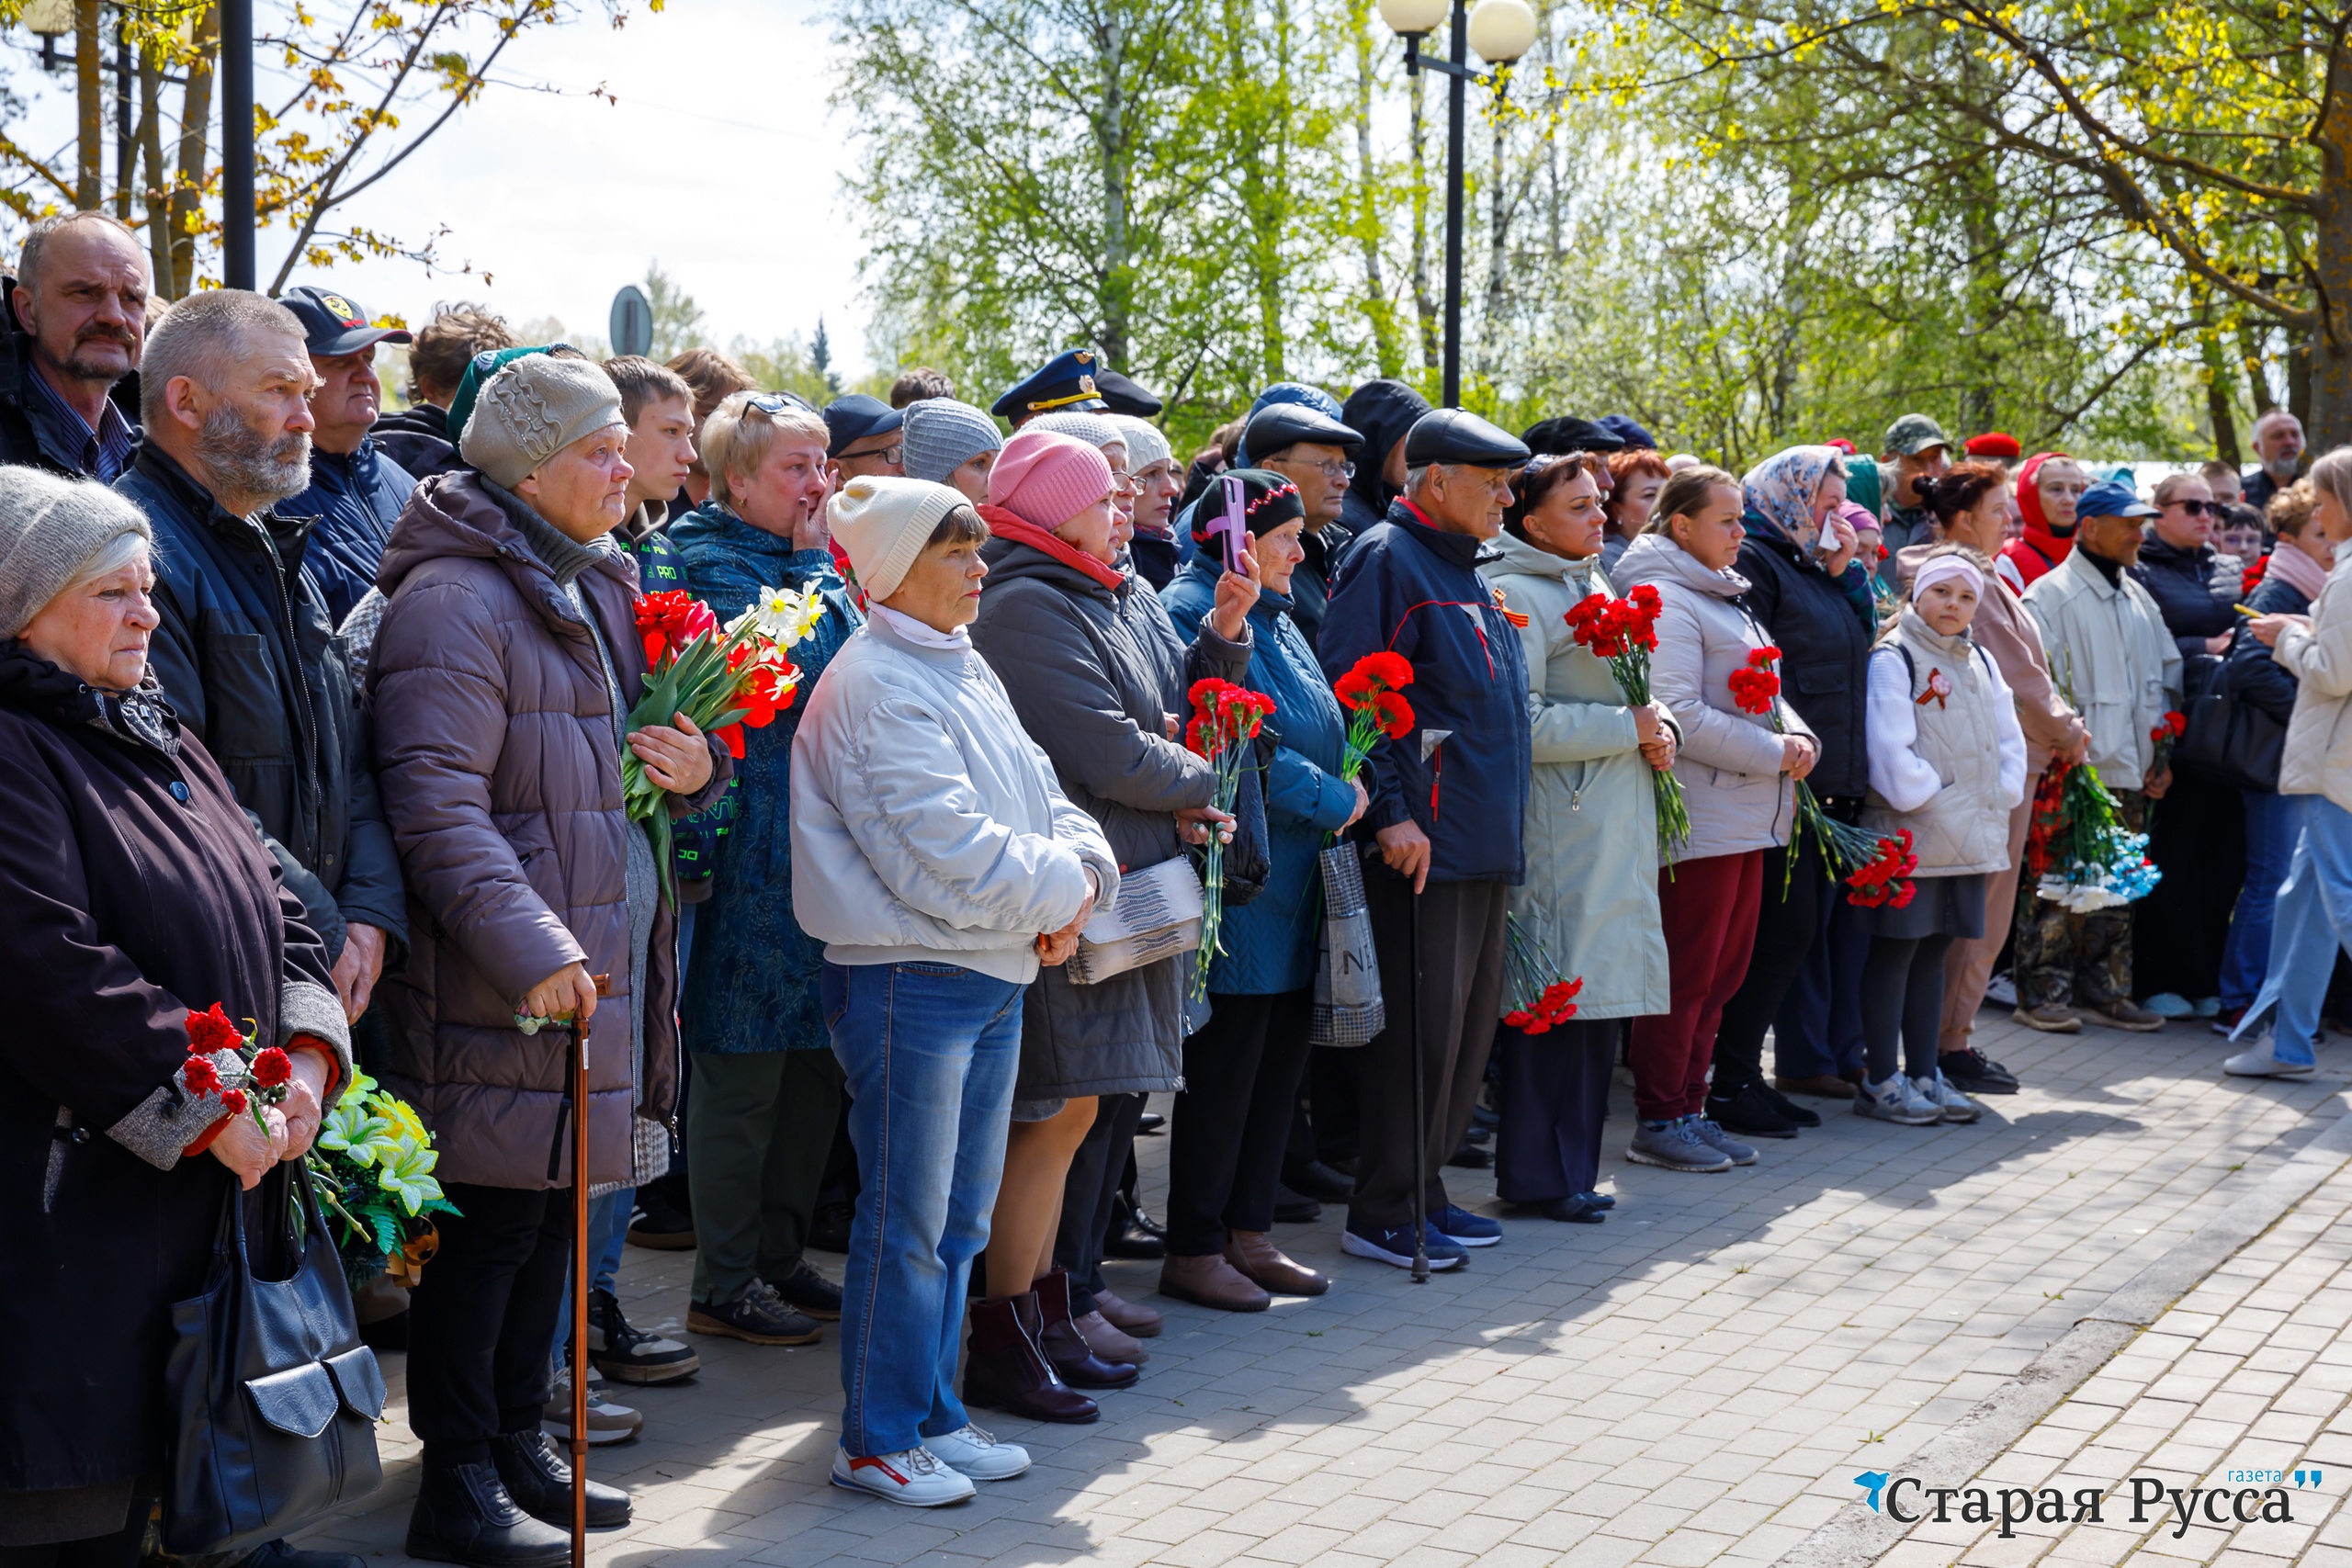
[{"xmin": 666, "ymin": 502, "xmax": 862, "ymax": 1052}]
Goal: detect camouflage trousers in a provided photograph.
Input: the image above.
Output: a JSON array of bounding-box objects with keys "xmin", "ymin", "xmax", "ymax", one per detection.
[{"xmin": 2012, "ymin": 788, "xmax": 2146, "ymax": 1011}]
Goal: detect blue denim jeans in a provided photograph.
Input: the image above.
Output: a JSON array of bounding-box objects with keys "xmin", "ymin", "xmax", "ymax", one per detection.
[
  {"xmin": 822, "ymin": 959, "xmax": 1024, "ymax": 1459},
  {"xmin": 2237, "ymin": 795, "xmax": 2352, "ymax": 1066},
  {"xmin": 2220, "ymin": 790, "xmax": 2303, "ymax": 1010},
  {"xmin": 547, "ymin": 1187, "xmax": 631, "ymax": 1365}
]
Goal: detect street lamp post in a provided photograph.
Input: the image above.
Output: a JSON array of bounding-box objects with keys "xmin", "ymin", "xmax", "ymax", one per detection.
[
  {"xmin": 1375, "ymin": 0, "xmax": 1536, "ymax": 409},
  {"xmin": 221, "ymin": 0, "xmax": 255, "ymax": 288}
]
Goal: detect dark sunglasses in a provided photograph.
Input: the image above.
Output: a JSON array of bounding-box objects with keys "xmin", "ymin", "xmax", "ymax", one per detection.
[
  {"xmin": 2171, "ymin": 498, "xmax": 2219, "ymax": 516},
  {"xmin": 742, "ymin": 391, "xmax": 815, "ymax": 416}
]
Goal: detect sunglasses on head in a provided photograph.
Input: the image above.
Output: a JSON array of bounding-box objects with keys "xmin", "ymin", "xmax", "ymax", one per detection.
[{"xmin": 742, "ymin": 391, "xmax": 814, "ymax": 417}]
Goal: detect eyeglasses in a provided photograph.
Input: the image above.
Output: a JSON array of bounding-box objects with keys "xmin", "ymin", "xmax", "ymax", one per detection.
[
  {"xmin": 1274, "ymin": 455, "xmax": 1356, "ymax": 482},
  {"xmin": 1111, "ymin": 475, "xmax": 1141, "ymax": 497},
  {"xmin": 840, "ymin": 442, "xmax": 904, "ymax": 468},
  {"xmin": 742, "ymin": 390, "xmax": 815, "ymax": 417}
]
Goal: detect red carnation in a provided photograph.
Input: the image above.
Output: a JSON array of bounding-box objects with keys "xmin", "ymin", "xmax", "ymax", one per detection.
[
  {"xmin": 1373, "ymin": 690, "xmax": 1415, "ymax": 739},
  {"xmin": 1354, "ymin": 651, "xmax": 1413, "ymax": 690},
  {"xmin": 186, "ymin": 1003, "xmax": 243, "ymax": 1057},
  {"xmin": 220, "ymin": 1088, "xmax": 247, "ymax": 1115},
  {"xmin": 250, "ymin": 1046, "xmax": 292, "ymax": 1089},
  {"xmin": 183, "ymin": 1055, "xmax": 221, "ymax": 1097}
]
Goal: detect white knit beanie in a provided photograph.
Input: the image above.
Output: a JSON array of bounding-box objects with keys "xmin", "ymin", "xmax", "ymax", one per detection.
[
  {"xmin": 1108, "ymin": 415, "xmax": 1171, "ymax": 471},
  {"xmin": 829, "ymin": 476, "xmax": 969, "ymax": 602},
  {"xmin": 459, "ymin": 356, "xmax": 627, "ymax": 491},
  {"xmin": 902, "ymin": 399, "xmax": 1004, "ymax": 486},
  {"xmin": 0, "ymin": 468, "xmax": 153, "ymax": 638},
  {"xmin": 1027, "ymin": 411, "xmax": 1123, "ymax": 456}
]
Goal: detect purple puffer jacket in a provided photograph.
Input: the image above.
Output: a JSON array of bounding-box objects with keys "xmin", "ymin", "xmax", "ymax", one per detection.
[{"xmin": 368, "ymin": 471, "xmax": 729, "ymax": 1190}]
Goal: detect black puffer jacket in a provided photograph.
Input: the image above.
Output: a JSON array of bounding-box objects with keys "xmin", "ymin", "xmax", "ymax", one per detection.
[
  {"xmin": 120, "ymin": 446, "xmax": 407, "ymax": 960},
  {"xmin": 2132, "ymin": 536, "xmax": 2237, "ymax": 664},
  {"xmin": 2227, "ymin": 570, "xmax": 2312, "ymax": 729},
  {"xmin": 1736, "ymin": 529, "xmax": 1871, "ymax": 800},
  {"xmin": 1338, "ymin": 379, "xmax": 1430, "ymax": 535},
  {"xmin": 368, "ymin": 402, "xmax": 462, "ymax": 481}
]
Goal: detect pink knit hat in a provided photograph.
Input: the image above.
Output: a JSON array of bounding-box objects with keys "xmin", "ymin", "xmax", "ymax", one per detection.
[{"xmin": 987, "ymin": 428, "xmax": 1114, "ymax": 531}]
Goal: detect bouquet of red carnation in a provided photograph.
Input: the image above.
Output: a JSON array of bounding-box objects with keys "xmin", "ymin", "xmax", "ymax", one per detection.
[
  {"xmin": 1566, "ymin": 585, "xmax": 1691, "ymax": 861},
  {"xmin": 183, "ymin": 1002, "xmax": 298, "ymax": 1139},
  {"xmin": 1844, "ymin": 829, "xmax": 1918, "ymax": 908},
  {"xmin": 625, "ymin": 586, "xmax": 815, "ymax": 906},
  {"xmin": 2149, "ymin": 709, "xmax": 2186, "ymax": 774},
  {"xmin": 1733, "ymin": 646, "xmax": 1889, "ymax": 892},
  {"xmin": 1186, "ymin": 677, "xmax": 1277, "ymax": 1002},
  {"xmin": 1501, "ymin": 914, "xmax": 1584, "ymax": 1035},
  {"xmin": 1332, "ymin": 651, "xmax": 1415, "ymax": 779}
]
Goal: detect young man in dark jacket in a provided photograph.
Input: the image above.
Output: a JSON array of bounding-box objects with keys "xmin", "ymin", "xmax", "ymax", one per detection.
[
  {"xmin": 0, "ymin": 212, "xmax": 146, "ymax": 480},
  {"xmin": 1337, "ymin": 378, "xmax": 1430, "ymax": 536},
  {"xmin": 1317, "ymin": 408, "xmax": 1531, "ymax": 1272},
  {"xmin": 278, "ymin": 285, "xmax": 418, "ymax": 626},
  {"xmin": 117, "ymin": 289, "xmax": 406, "ymax": 1032},
  {"xmin": 370, "ymin": 301, "xmax": 519, "ymax": 480}
]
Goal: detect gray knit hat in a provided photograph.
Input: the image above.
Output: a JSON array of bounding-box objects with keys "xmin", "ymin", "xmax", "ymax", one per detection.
[
  {"xmin": 1107, "ymin": 414, "xmax": 1171, "ymax": 471},
  {"xmin": 0, "ymin": 468, "xmax": 153, "ymax": 639},
  {"xmin": 459, "ymin": 355, "xmax": 628, "ymax": 490},
  {"xmin": 1028, "ymin": 410, "xmax": 1123, "ymax": 455},
  {"xmin": 901, "ymin": 398, "xmax": 1004, "ymax": 486}
]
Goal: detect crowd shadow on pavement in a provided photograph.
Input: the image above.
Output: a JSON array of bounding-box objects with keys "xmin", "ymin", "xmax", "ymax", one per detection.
[{"xmin": 298, "ymin": 1010, "xmax": 2346, "ymax": 1567}]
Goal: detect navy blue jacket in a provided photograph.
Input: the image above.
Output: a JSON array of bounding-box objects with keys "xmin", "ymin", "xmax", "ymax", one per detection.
[
  {"xmin": 1317, "ymin": 499, "xmax": 1529, "ymax": 886},
  {"xmin": 2227, "ymin": 568, "xmax": 2312, "ymax": 730},
  {"xmin": 668, "ymin": 503, "xmax": 862, "ymax": 1054},
  {"xmin": 286, "ymin": 435, "xmax": 417, "ymax": 628},
  {"xmin": 120, "ymin": 446, "xmax": 405, "ymax": 958}
]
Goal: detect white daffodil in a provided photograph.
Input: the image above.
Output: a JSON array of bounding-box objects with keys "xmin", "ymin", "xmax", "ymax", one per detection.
[{"xmin": 738, "ymin": 584, "xmax": 827, "ymax": 647}]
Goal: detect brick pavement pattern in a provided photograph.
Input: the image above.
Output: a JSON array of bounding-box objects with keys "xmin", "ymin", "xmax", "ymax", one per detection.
[
  {"xmin": 298, "ymin": 1010, "xmax": 2347, "ymax": 1567},
  {"xmin": 1876, "ymin": 1151, "xmax": 2352, "ymax": 1568}
]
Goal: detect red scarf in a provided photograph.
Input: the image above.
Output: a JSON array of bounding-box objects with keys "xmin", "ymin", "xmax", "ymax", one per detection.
[
  {"xmin": 978, "ymin": 504, "xmax": 1126, "ymax": 592},
  {"xmin": 1999, "ymin": 450, "xmax": 2075, "ymax": 589}
]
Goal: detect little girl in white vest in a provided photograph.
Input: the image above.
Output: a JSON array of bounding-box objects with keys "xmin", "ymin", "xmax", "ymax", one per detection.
[{"xmin": 1856, "ymin": 547, "xmax": 2029, "ymax": 1126}]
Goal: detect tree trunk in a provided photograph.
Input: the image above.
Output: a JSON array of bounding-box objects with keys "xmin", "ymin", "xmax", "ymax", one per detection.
[
  {"xmin": 2312, "ymin": 34, "xmax": 2352, "ymax": 448},
  {"xmin": 139, "ymin": 51, "xmax": 171, "ymax": 290},
  {"xmin": 2201, "ymin": 331, "xmax": 2243, "ymax": 466},
  {"xmin": 2237, "ymin": 320, "xmax": 2279, "ymax": 416},
  {"xmin": 1093, "ymin": 15, "xmax": 1131, "ymax": 369},
  {"xmin": 1408, "ymin": 67, "xmax": 1439, "ymax": 373},
  {"xmin": 74, "ymin": 0, "xmax": 101, "ymax": 209},
  {"xmin": 168, "ymin": 3, "xmax": 220, "ymax": 299},
  {"xmin": 1352, "ymin": 4, "xmax": 1400, "ymax": 378}
]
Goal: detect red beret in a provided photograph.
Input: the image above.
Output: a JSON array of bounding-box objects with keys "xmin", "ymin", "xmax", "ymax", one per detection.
[{"xmin": 1964, "ymin": 431, "xmax": 2022, "ymax": 459}]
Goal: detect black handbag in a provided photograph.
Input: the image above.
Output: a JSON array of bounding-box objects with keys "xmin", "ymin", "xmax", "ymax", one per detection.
[
  {"xmin": 2176, "ymin": 649, "xmax": 2288, "ymax": 793},
  {"xmin": 162, "ymin": 1158, "xmax": 385, "ymax": 1555}
]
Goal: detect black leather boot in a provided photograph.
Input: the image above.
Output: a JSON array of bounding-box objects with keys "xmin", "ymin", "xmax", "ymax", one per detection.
[
  {"xmin": 405, "ymin": 1461, "xmax": 571, "ymax": 1568},
  {"xmin": 490, "ymin": 1430, "xmax": 632, "ymax": 1529},
  {"xmin": 1032, "ymin": 1267, "xmax": 1138, "ymax": 1388},
  {"xmin": 962, "ymin": 1293, "xmax": 1098, "ymax": 1423}
]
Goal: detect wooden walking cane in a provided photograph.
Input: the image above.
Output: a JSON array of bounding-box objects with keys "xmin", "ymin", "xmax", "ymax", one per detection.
[{"xmin": 568, "ymin": 974, "xmax": 613, "ymax": 1568}]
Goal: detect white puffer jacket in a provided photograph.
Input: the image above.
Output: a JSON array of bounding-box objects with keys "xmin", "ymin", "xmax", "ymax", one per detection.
[
  {"xmin": 790, "ymin": 609, "xmax": 1120, "ymax": 982},
  {"xmin": 1615, "ymin": 532, "xmax": 1814, "ymax": 861},
  {"xmin": 1862, "ymin": 610, "xmax": 2029, "ymax": 875}
]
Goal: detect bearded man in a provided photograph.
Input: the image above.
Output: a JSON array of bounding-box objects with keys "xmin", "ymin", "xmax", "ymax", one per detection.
[{"xmin": 119, "ymin": 288, "xmax": 405, "ymax": 1033}]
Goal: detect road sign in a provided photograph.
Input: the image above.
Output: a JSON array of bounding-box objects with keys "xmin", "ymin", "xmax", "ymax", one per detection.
[{"xmin": 609, "ymin": 285, "xmax": 652, "ymax": 358}]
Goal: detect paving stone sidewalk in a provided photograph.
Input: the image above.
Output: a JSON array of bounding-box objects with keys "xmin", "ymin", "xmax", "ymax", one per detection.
[
  {"xmin": 1874, "ymin": 1150, "xmax": 2352, "ymax": 1568},
  {"xmin": 299, "ymin": 1010, "xmax": 2349, "ymax": 1568}
]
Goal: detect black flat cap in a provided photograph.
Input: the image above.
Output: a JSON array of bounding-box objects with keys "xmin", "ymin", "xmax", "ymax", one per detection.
[
  {"xmin": 1521, "ymin": 415, "xmax": 1625, "ymax": 456},
  {"xmin": 1245, "ymin": 402, "xmax": 1363, "ymax": 461},
  {"xmin": 1095, "ymin": 367, "xmax": 1162, "ymax": 417},
  {"xmin": 821, "ymin": 393, "xmax": 903, "ymax": 457},
  {"xmin": 1405, "ymin": 408, "xmax": 1531, "ymax": 468}
]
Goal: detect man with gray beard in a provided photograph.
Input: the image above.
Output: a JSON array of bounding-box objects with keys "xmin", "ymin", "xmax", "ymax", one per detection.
[{"xmin": 119, "ymin": 288, "xmax": 406, "ymax": 1040}]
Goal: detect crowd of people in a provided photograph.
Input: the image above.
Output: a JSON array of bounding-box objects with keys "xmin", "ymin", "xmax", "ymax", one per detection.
[{"xmin": 4, "ymin": 206, "xmax": 2347, "ymax": 1565}]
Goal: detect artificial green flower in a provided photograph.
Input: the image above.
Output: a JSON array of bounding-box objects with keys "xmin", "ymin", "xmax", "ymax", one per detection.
[
  {"xmin": 317, "ymin": 1100, "xmax": 396, "ymax": 1168},
  {"xmin": 376, "ymin": 1137, "xmax": 446, "ymax": 1216}
]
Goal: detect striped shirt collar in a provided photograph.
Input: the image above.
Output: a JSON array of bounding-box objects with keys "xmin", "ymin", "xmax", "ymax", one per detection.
[{"xmin": 22, "ymin": 359, "xmax": 137, "ymax": 481}]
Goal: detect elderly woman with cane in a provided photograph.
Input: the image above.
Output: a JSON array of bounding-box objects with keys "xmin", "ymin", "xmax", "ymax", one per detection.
[
  {"xmin": 0, "ymin": 470, "xmax": 350, "ymax": 1567},
  {"xmin": 370, "ymin": 355, "xmax": 729, "ymax": 1568}
]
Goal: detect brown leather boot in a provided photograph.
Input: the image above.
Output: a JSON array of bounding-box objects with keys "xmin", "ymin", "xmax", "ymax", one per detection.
[
  {"xmin": 1159, "ymin": 1252, "xmax": 1272, "ymax": 1312},
  {"xmin": 961, "ymin": 1293, "xmax": 1097, "ymax": 1424},
  {"xmin": 1224, "ymin": 1230, "xmax": 1329, "ymax": 1297},
  {"xmin": 1032, "ymin": 1269, "xmax": 1138, "ymax": 1389},
  {"xmin": 1091, "ymin": 1288, "xmax": 1163, "ymax": 1338}
]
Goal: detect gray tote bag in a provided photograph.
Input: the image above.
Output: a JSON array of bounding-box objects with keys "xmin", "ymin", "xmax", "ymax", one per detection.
[{"xmin": 1310, "ymin": 842, "xmax": 1385, "ymax": 1046}]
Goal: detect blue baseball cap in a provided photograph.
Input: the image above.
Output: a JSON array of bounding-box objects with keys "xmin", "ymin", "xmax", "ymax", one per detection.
[
  {"xmin": 2076, "ymin": 478, "xmax": 2156, "ymax": 520},
  {"xmin": 281, "ymin": 284, "xmax": 412, "ymax": 356},
  {"xmin": 821, "ymin": 393, "xmax": 903, "ymax": 457}
]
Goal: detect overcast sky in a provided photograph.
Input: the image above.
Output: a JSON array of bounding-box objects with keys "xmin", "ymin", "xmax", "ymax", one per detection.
[{"xmin": 13, "ymin": 0, "xmax": 876, "ymax": 370}]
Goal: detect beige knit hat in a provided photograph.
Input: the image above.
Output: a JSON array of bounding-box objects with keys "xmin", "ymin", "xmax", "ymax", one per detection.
[
  {"xmin": 0, "ymin": 468, "xmax": 153, "ymax": 639},
  {"xmin": 828, "ymin": 476, "xmax": 968, "ymax": 602},
  {"xmin": 459, "ymin": 355, "xmax": 627, "ymax": 490}
]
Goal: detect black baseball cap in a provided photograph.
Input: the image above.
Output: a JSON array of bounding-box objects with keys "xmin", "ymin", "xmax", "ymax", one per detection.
[
  {"xmin": 821, "ymin": 393, "xmax": 905, "ymax": 457},
  {"xmin": 280, "ymin": 285, "xmax": 413, "ymax": 356}
]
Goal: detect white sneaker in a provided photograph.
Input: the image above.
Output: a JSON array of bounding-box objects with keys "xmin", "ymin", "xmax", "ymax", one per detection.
[
  {"xmin": 543, "ymin": 1369, "xmax": 641, "ymax": 1444},
  {"xmin": 829, "ymin": 1446, "xmax": 976, "ymax": 1507},
  {"xmin": 1855, "ymin": 1074, "xmax": 1941, "ymax": 1125},
  {"xmin": 922, "ymin": 1424, "xmax": 1030, "ymax": 1481},
  {"xmin": 1911, "ymin": 1068, "xmax": 1981, "ymax": 1123},
  {"xmin": 1984, "ymin": 972, "xmax": 2018, "ymax": 1008},
  {"xmin": 2223, "ymin": 1032, "xmax": 2318, "ymax": 1078}
]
